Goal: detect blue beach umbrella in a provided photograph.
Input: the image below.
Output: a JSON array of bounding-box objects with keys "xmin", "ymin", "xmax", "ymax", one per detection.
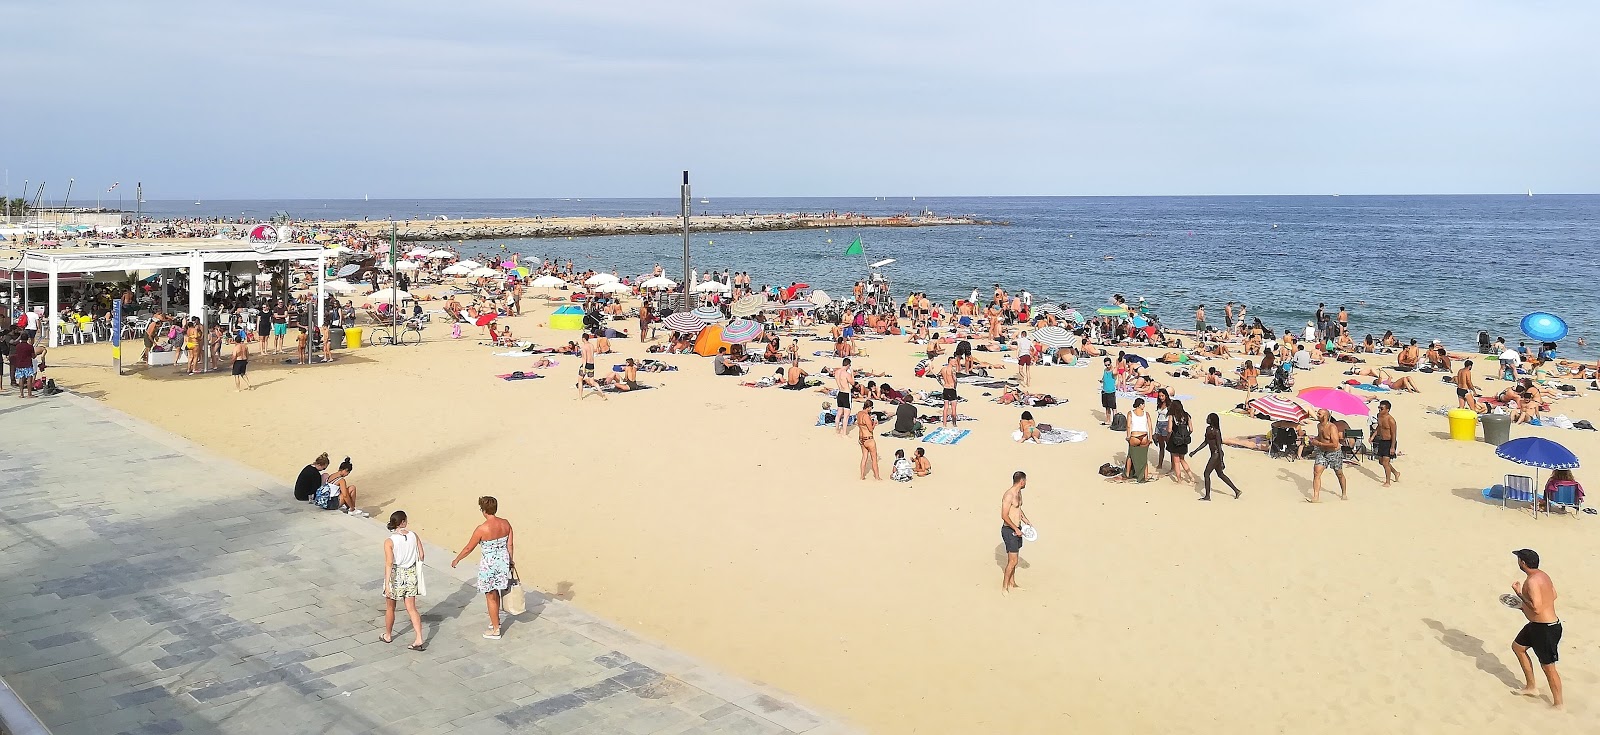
[
  {"xmin": 721, "ymin": 318, "xmax": 763, "ymax": 344},
  {"xmin": 1519, "ymin": 312, "xmax": 1568, "ymax": 342},
  {"xmin": 1495, "ymin": 437, "xmax": 1580, "ymax": 471}
]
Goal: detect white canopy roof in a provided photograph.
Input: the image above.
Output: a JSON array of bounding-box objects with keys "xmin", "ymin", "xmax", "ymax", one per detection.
[{"xmin": 14, "ymin": 238, "xmax": 328, "ymax": 273}]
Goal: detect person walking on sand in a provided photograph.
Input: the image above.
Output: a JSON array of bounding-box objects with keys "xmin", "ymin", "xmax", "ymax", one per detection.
[
  {"xmin": 230, "ymin": 335, "xmax": 251, "ymax": 391},
  {"xmin": 577, "ymin": 333, "xmax": 607, "ymax": 400},
  {"xmin": 857, "ymin": 399, "xmax": 882, "ymax": 480},
  {"xmin": 1509, "ymin": 549, "xmax": 1563, "ymax": 708},
  {"xmin": 381, "ymin": 511, "xmax": 427, "ymax": 651},
  {"xmin": 999, "ymin": 471, "xmax": 1029, "ymax": 594},
  {"xmin": 1455, "ymin": 359, "xmax": 1480, "ymax": 411},
  {"xmin": 450, "ymin": 496, "xmax": 514, "ymax": 640},
  {"xmin": 1374, "ymin": 400, "xmax": 1400, "ymax": 486},
  {"xmin": 834, "ymin": 357, "xmax": 855, "ymax": 436},
  {"xmin": 939, "ymin": 356, "xmax": 959, "ymax": 428},
  {"xmin": 1189, "ymin": 413, "xmax": 1241, "ymax": 500},
  {"xmin": 1309, "ymin": 409, "xmax": 1347, "ymax": 502}
]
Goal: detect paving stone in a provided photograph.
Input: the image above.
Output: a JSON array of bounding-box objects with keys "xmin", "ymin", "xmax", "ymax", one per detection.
[{"xmin": 0, "ymin": 397, "xmax": 847, "ymax": 735}]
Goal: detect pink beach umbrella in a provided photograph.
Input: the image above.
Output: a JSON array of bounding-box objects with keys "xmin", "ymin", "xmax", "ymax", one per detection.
[{"xmin": 1297, "ymin": 387, "xmax": 1370, "ymax": 416}]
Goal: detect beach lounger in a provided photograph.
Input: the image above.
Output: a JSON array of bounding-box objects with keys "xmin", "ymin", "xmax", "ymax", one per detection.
[{"xmin": 1501, "ymin": 474, "xmax": 1538, "ymax": 516}]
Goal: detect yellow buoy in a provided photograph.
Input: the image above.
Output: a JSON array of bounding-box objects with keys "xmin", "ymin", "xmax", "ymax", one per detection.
[
  {"xmin": 826, "ymin": 239, "xmax": 832, "ymax": 243},
  {"xmin": 708, "ymin": 240, "xmax": 714, "ymax": 245}
]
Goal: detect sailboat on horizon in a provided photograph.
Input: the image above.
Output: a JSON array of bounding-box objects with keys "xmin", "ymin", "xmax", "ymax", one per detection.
[{"xmin": 1527, "ymin": 188, "xmax": 1534, "ymax": 197}]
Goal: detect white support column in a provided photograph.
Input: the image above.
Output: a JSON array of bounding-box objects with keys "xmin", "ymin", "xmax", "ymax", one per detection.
[
  {"xmin": 187, "ymin": 254, "xmax": 204, "ymax": 323},
  {"xmin": 46, "ymin": 262, "xmax": 59, "ymax": 347}
]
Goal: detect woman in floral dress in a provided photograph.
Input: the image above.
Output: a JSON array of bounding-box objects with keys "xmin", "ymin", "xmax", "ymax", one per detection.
[
  {"xmin": 451, "ymin": 496, "xmax": 514, "ymax": 640},
  {"xmin": 382, "ymin": 511, "xmax": 426, "ymax": 650}
]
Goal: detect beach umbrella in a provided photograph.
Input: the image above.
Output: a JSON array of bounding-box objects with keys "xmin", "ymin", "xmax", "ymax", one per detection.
[
  {"xmin": 730, "ymin": 295, "xmax": 766, "ymax": 318},
  {"xmin": 407, "ymin": 246, "xmax": 432, "ymax": 257},
  {"xmin": 313, "ymin": 233, "xmax": 333, "ymax": 242},
  {"xmin": 323, "ymin": 280, "xmax": 358, "ymax": 294},
  {"xmin": 722, "ymin": 318, "xmax": 764, "ymax": 343},
  {"xmin": 1097, "ymin": 305, "xmax": 1128, "ymax": 317},
  {"xmin": 395, "ymin": 260, "xmax": 420, "ymax": 271},
  {"xmin": 457, "ymin": 260, "xmax": 482, "ymax": 269},
  {"xmin": 1247, "ymin": 395, "xmax": 1309, "ymax": 423},
  {"xmin": 1035, "ymin": 303, "xmax": 1066, "ymax": 318},
  {"xmin": 784, "ymin": 299, "xmax": 818, "ymax": 310},
  {"xmin": 428, "ymin": 249, "xmax": 454, "ymax": 259},
  {"xmin": 594, "ymin": 282, "xmax": 629, "ymax": 294},
  {"xmin": 1064, "ymin": 308, "xmax": 1083, "ymax": 323},
  {"xmin": 809, "ymin": 289, "xmax": 832, "ymax": 306},
  {"xmin": 1297, "ymin": 387, "xmax": 1370, "ymax": 416},
  {"xmin": 662, "ymin": 312, "xmax": 706, "ymax": 333},
  {"xmin": 691, "ymin": 280, "xmax": 730, "ymax": 293},
  {"xmin": 531, "ymin": 275, "xmax": 565, "ymax": 288},
  {"xmin": 468, "ymin": 267, "xmax": 499, "ymax": 278},
  {"xmin": 1031, "ymin": 326, "xmax": 1074, "ymax": 350},
  {"xmin": 1520, "ymin": 312, "xmax": 1568, "ymax": 342},
  {"xmin": 368, "ymin": 288, "xmax": 413, "ymax": 303},
  {"xmin": 500, "ymin": 260, "xmax": 515, "ymax": 268},
  {"xmin": 475, "ymin": 313, "xmax": 497, "ymax": 327},
  {"xmin": 327, "ymin": 244, "xmax": 354, "ymax": 254},
  {"xmin": 1496, "ymin": 437, "xmax": 1580, "ymax": 471},
  {"xmin": 442, "ymin": 263, "xmax": 471, "ymax": 276},
  {"xmin": 691, "ymin": 306, "xmax": 726, "ymax": 323},
  {"xmin": 515, "ymin": 267, "xmax": 530, "ymax": 278},
  {"xmin": 641, "ymin": 276, "xmax": 677, "ymax": 290},
  {"xmin": 585, "ymin": 273, "xmax": 619, "ymax": 286}
]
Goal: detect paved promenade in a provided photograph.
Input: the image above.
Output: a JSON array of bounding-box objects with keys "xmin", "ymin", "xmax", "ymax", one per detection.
[{"xmin": 0, "ymin": 396, "xmax": 854, "ymax": 735}]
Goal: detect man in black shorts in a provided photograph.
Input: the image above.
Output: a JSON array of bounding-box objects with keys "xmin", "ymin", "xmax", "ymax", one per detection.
[
  {"xmin": 939, "ymin": 357, "xmax": 959, "ymax": 428},
  {"xmin": 999, "ymin": 471, "xmax": 1028, "ymax": 595},
  {"xmin": 1100, "ymin": 357, "xmax": 1117, "ymax": 425},
  {"xmin": 1509, "ymin": 549, "xmax": 1564, "ymax": 708},
  {"xmin": 834, "ymin": 357, "xmax": 855, "ymax": 436},
  {"xmin": 1373, "ymin": 400, "xmax": 1399, "ymax": 486},
  {"xmin": 954, "ymin": 339, "xmax": 972, "ymax": 373}
]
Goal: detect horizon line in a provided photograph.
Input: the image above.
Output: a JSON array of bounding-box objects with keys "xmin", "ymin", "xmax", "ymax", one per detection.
[{"xmin": 105, "ymin": 192, "xmax": 1596, "ymax": 203}]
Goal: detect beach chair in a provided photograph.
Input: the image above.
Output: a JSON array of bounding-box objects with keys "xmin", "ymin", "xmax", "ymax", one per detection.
[
  {"xmin": 1501, "ymin": 474, "xmax": 1539, "ymax": 517},
  {"xmin": 1547, "ymin": 481, "xmax": 1583, "ymax": 517},
  {"xmin": 1268, "ymin": 425, "xmax": 1300, "ymax": 461},
  {"xmin": 1342, "ymin": 428, "xmax": 1369, "ymax": 463}
]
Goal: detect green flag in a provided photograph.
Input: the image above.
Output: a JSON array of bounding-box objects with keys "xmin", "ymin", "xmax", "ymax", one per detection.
[{"xmin": 843, "ymin": 237, "xmax": 863, "ymax": 256}]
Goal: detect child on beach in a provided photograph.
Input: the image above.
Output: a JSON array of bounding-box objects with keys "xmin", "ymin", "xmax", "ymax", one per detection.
[{"xmin": 891, "ymin": 450, "xmax": 913, "ymax": 482}]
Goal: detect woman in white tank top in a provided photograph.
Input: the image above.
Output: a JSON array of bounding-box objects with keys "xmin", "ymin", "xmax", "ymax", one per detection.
[
  {"xmin": 383, "ymin": 511, "xmax": 427, "ymax": 650},
  {"xmin": 1125, "ymin": 397, "xmax": 1153, "ymax": 482}
]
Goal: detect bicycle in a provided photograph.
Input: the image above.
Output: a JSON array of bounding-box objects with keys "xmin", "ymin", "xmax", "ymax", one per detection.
[{"xmin": 370, "ymin": 317, "xmax": 424, "ymax": 346}]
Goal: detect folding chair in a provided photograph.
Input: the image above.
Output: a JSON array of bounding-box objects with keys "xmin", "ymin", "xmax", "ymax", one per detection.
[
  {"xmin": 1342, "ymin": 428, "xmax": 1370, "ymax": 463},
  {"xmin": 1547, "ymin": 481, "xmax": 1583, "ymax": 517},
  {"xmin": 1501, "ymin": 474, "xmax": 1539, "ymax": 517}
]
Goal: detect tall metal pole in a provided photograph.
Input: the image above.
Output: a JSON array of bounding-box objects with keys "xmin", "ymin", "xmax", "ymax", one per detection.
[
  {"xmin": 389, "ymin": 221, "xmax": 398, "ymax": 337},
  {"xmin": 680, "ymin": 171, "xmax": 690, "ymax": 311}
]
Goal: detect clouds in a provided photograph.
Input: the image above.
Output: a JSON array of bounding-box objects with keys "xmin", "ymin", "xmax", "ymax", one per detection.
[{"xmin": 6, "ymin": 1, "xmax": 1596, "ymax": 197}]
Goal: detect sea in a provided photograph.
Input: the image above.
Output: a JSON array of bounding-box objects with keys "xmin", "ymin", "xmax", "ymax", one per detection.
[{"xmin": 132, "ymin": 195, "xmax": 1600, "ymax": 358}]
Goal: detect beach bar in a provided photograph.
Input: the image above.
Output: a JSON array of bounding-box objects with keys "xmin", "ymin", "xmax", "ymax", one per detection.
[{"xmin": 10, "ymin": 238, "xmax": 330, "ymax": 351}]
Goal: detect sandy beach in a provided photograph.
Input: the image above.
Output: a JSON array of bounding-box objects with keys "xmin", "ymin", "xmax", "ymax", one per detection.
[{"xmin": 41, "ymin": 291, "xmax": 1600, "ymax": 734}]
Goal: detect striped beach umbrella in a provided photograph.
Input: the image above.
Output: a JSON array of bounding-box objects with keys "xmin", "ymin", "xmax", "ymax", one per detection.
[
  {"xmin": 691, "ymin": 306, "xmax": 726, "ymax": 323},
  {"xmin": 1030, "ymin": 326, "xmax": 1074, "ymax": 350},
  {"xmin": 730, "ymin": 295, "xmax": 766, "ymax": 318},
  {"xmin": 721, "ymin": 318, "xmax": 764, "ymax": 344},
  {"xmin": 662, "ymin": 312, "xmax": 707, "ymax": 333},
  {"xmin": 1247, "ymin": 395, "xmax": 1310, "ymax": 423}
]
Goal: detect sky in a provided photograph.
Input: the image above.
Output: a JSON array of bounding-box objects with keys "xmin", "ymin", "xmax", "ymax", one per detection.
[{"xmin": 6, "ymin": 1, "xmax": 1598, "ymax": 199}]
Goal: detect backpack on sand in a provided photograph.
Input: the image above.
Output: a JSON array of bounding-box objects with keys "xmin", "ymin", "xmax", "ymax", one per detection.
[{"xmin": 1109, "ymin": 412, "xmax": 1128, "ymax": 432}]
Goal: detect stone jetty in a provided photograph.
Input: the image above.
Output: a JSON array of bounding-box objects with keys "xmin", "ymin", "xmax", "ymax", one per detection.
[{"xmin": 316, "ymin": 213, "xmax": 994, "ymax": 242}]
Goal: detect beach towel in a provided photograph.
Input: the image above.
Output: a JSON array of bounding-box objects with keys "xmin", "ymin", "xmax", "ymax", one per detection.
[
  {"xmin": 497, "ymin": 373, "xmax": 546, "ymax": 381},
  {"xmin": 921, "ymin": 428, "xmax": 971, "ymax": 445},
  {"xmin": 919, "ymin": 414, "xmax": 977, "ymax": 423},
  {"xmin": 957, "ymin": 375, "xmax": 1002, "ymax": 384},
  {"xmin": 1013, "ymin": 429, "xmax": 1088, "ymax": 444},
  {"xmin": 495, "ymin": 351, "xmax": 548, "ymax": 358},
  {"xmin": 599, "ymin": 383, "xmax": 654, "ymax": 393},
  {"xmin": 1352, "ymin": 383, "xmax": 1389, "ymax": 392}
]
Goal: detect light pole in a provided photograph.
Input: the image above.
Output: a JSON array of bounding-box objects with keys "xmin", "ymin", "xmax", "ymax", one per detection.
[{"xmin": 680, "ymin": 171, "xmax": 690, "ymax": 311}]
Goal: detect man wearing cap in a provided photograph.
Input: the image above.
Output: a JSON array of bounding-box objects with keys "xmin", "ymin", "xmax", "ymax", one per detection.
[{"xmin": 1509, "ymin": 549, "xmax": 1563, "ymax": 707}]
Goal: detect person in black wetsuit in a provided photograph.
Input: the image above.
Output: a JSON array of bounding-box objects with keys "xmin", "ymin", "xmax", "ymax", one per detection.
[
  {"xmin": 1189, "ymin": 413, "xmax": 1242, "ymax": 501},
  {"xmin": 294, "ymin": 452, "xmax": 330, "ymax": 502}
]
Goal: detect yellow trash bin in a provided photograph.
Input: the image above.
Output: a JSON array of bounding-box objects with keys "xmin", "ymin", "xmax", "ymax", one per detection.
[
  {"xmin": 1447, "ymin": 408, "xmax": 1478, "ymax": 441},
  {"xmin": 346, "ymin": 326, "xmax": 363, "ymax": 349}
]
